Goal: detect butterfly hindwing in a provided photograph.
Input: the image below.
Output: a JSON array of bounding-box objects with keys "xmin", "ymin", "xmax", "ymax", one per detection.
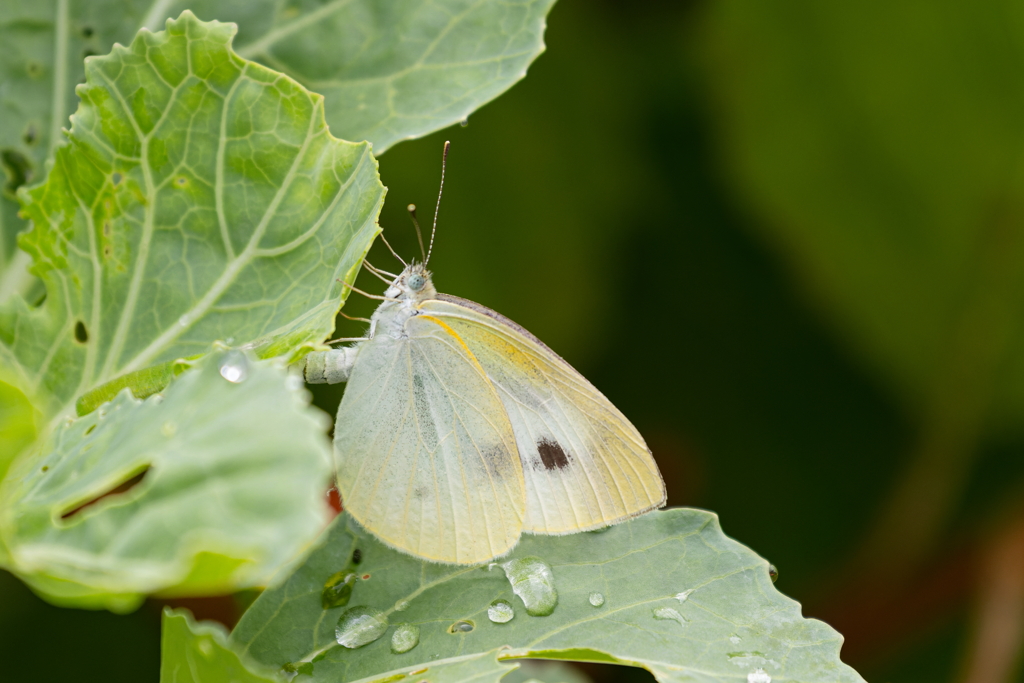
[
  {"xmin": 333, "ymin": 314, "xmax": 525, "ymax": 564},
  {"xmin": 422, "ymin": 295, "xmax": 667, "ymax": 535}
]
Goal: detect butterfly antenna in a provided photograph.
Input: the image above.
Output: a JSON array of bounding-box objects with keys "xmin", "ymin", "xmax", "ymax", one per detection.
[
  {"xmin": 378, "ymin": 231, "xmax": 408, "ymax": 268},
  {"xmin": 425, "ymin": 140, "xmax": 450, "ymax": 266},
  {"xmin": 407, "ymin": 204, "xmax": 427, "ymax": 263}
]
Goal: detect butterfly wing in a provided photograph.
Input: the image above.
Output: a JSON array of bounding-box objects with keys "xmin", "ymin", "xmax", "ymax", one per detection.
[
  {"xmin": 333, "ymin": 313, "xmax": 525, "ymax": 564},
  {"xmin": 422, "ymin": 295, "xmax": 666, "ymax": 535}
]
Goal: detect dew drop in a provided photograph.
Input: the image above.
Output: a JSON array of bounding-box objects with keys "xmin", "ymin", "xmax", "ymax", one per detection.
[
  {"xmin": 653, "ymin": 606, "xmax": 687, "ymax": 627},
  {"xmin": 730, "ymin": 635, "xmax": 741, "ymax": 644},
  {"xmin": 748, "ymin": 668, "xmax": 772, "ymax": 683},
  {"xmin": 448, "ymin": 620, "xmax": 474, "ymax": 633},
  {"xmin": 321, "ymin": 571, "xmax": 357, "ymax": 609},
  {"xmin": 459, "ymin": 118, "xmax": 468, "ymax": 127},
  {"xmin": 588, "ymin": 592, "xmax": 605, "ymax": 607},
  {"xmin": 390, "ymin": 623, "xmax": 420, "ymax": 653},
  {"xmin": 768, "ymin": 564, "xmax": 778, "ymax": 583},
  {"xmin": 500, "ymin": 557, "xmax": 558, "ymax": 616},
  {"xmin": 178, "ymin": 314, "xmax": 189, "ymax": 327},
  {"xmin": 335, "ymin": 606, "xmax": 388, "ymax": 648},
  {"xmin": 218, "ymin": 351, "xmax": 249, "ymax": 383},
  {"xmin": 675, "ymin": 589, "xmax": 694, "ymax": 602},
  {"xmin": 394, "ymin": 599, "xmax": 410, "ymax": 612},
  {"xmin": 487, "ymin": 599, "xmax": 514, "ymax": 623},
  {"xmin": 161, "ymin": 421, "xmax": 177, "ymax": 438}
]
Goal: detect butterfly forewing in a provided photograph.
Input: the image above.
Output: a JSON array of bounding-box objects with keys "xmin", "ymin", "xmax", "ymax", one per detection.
[
  {"xmin": 422, "ymin": 296, "xmax": 667, "ymax": 534},
  {"xmin": 333, "ymin": 315, "xmax": 525, "ymax": 564}
]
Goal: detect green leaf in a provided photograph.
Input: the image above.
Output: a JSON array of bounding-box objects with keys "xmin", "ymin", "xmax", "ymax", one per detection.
[
  {"xmin": 0, "ymin": 379, "xmax": 39, "ymax": 482},
  {"xmin": 231, "ymin": 510, "xmax": 863, "ymax": 683},
  {"xmin": 161, "ymin": 608, "xmax": 281, "ymax": 683},
  {"xmin": 0, "ymin": 349, "xmax": 332, "ymax": 612},
  {"xmin": 162, "ymin": 608, "xmax": 516, "ymax": 683},
  {"xmin": 0, "ymin": 0, "xmax": 553, "ymax": 280},
  {"xmin": 0, "ymin": 10, "xmax": 384, "ymax": 425}
]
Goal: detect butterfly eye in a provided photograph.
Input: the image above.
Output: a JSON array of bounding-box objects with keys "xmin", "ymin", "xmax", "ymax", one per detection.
[{"xmin": 407, "ymin": 273, "xmax": 426, "ymax": 291}]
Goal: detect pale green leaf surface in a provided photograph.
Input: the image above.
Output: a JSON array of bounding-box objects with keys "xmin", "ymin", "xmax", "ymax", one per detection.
[
  {"xmin": 0, "ymin": 11, "xmax": 384, "ymax": 423},
  {"xmin": 231, "ymin": 510, "xmax": 863, "ymax": 683},
  {"xmin": 162, "ymin": 607, "xmax": 515, "ymax": 683},
  {"xmin": 0, "ymin": 0, "xmax": 552, "ymax": 276},
  {"xmin": 0, "ymin": 349, "xmax": 333, "ymax": 612},
  {"xmin": 161, "ymin": 608, "xmax": 281, "ymax": 683},
  {"xmin": 0, "ymin": 379, "xmax": 39, "ymax": 483},
  {"xmin": 699, "ymin": 1, "xmax": 1024, "ymax": 427}
]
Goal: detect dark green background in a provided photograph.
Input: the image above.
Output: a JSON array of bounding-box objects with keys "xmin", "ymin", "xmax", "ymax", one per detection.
[{"xmin": 3, "ymin": 1, "xmax": 1020, "ymax": 681}]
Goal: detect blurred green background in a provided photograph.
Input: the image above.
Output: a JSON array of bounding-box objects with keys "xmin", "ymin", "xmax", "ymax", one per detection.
[{"xmin": 4, "ymin": 0, "xmax": 1024, "ymax": 681}]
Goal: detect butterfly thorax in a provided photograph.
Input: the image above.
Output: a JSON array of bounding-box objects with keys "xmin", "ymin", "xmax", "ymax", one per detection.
[{"xmin": 371, "ymin": 263, "xmax": 437, "ymax": 339}]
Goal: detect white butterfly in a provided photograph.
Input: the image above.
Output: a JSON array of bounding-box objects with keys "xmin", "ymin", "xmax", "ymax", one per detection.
[{"xmin": 306, "ymin": 144, "xmax": 665, "ymax": 565}]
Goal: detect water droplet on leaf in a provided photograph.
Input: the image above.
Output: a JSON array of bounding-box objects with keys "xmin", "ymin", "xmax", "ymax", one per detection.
[
  {"xmin": 395, "ymin": 599, "xmax": 410, "ymax": 612},
  {"xmin": 730, "ymin": 635, "xmax": 741, "ymax": 644},
  {"xmin": 748, "ymin": 668, "xmax": 771, "ymax": 683},
  {"xmin": 653, "ymin": 606, "xmax": 687, "ymax": 627},
  {"xmin": 322, "ymin": 571, "xmax": 357, "ymax": 609},
  {"xmin": 448, "ymin": 620, "xmax": 474, "ymax": 633},
  {"xmin": 218, "ymin": 351, "xmax": 249, "ymax": 383},
  {"xmin": 335, "ymin": 606, "xmax": 388, "ymax": 648},
  {"xmin": 161, "ymin": 421, "xmax": 176, "ymax": 438},
  {"xmin": 488, "ymin": 599, "xmax": 514, "ymax": 623},
  {"xmin": 588, "ymin": 592, "xmax": 605, "ymax": 607},
  {"xmin": 675, "ymin": 589, "xmax": 694, "ymax": 602},
  {"xmin": 768, "ymin": 564, "xmax": 778, "ymax": 583},
  {"xmin": 391, "ymin": 623, "xmax": 420, "ymax": 653},
  {"xmin": 500, "ymin": 557, "xmax": 558, "ymax": 616}
]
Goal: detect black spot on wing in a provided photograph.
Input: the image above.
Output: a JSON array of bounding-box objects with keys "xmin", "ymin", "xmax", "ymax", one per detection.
[{"xmin": 537, "ymin": 439, "xmax": 570, "ymax": 470}]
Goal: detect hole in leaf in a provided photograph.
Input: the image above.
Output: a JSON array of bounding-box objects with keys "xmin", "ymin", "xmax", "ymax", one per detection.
[
  {"xmin": 74, "ymin": 320, "xmax": 88, "ymax": 343},
  {"xmin": 60, "ymin": 466, "xmax": 150, "ymax": 521},
  {"xmin": 352, "ymin": 548, "xmax": 362, "ymax": 564},
  {"xmin": 111, "ymin": 172, "xmax": 122, "ymax": 186},
  {"xmin": 175, "ymin": 176, "xmax": 187, "ymax": 187},
  {"xmin": 26, "ymin": 61, "xmax": 42, "ymax": 78},
  {"xmin": 22, "ymin": 124, "xmax": 38, "ymax": 146},
  {"xmin": 84, "ymin": 424, "xmax": 96, "ymax": 436},
  {"xmin": 103, "ymin": 244, "xmax": 112, "ymax": 259},
  {"xmin": 81, "ymin": 25, "xmax": 94, "ymax": 38},
  {"xmin": 448, "ymin": 620, "xmax": 474, "ymax": 634},
  {"xmin": 1, "ymin": 148, "xmax": 33, "ymax": 195}
]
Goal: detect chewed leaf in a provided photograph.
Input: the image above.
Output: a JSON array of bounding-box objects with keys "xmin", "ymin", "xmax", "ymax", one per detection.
[
  {"xmin": 231, "ymin": 509, "xmax": 865, "ymax": 683},
  {"xmin": 0, "ymin": 11, "xmax": 384, "ymax": 421},
  {"xmin": 0, "ymin": 0, "xmax": 553, "ymax": 284},
  {"xmin": 0, "ymin": 349, "xmax": 332, "ymax": 612}
]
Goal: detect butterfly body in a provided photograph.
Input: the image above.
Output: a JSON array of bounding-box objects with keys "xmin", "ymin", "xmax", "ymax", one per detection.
[{"xmin": 312, "ymin": 263, "xmax": 666, "ymax": 565}]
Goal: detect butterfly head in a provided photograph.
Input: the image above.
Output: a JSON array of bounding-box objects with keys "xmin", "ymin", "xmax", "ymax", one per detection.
[{"xmin": 388, "ymin": 263, "xmax": 436, "ymax": 302}]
